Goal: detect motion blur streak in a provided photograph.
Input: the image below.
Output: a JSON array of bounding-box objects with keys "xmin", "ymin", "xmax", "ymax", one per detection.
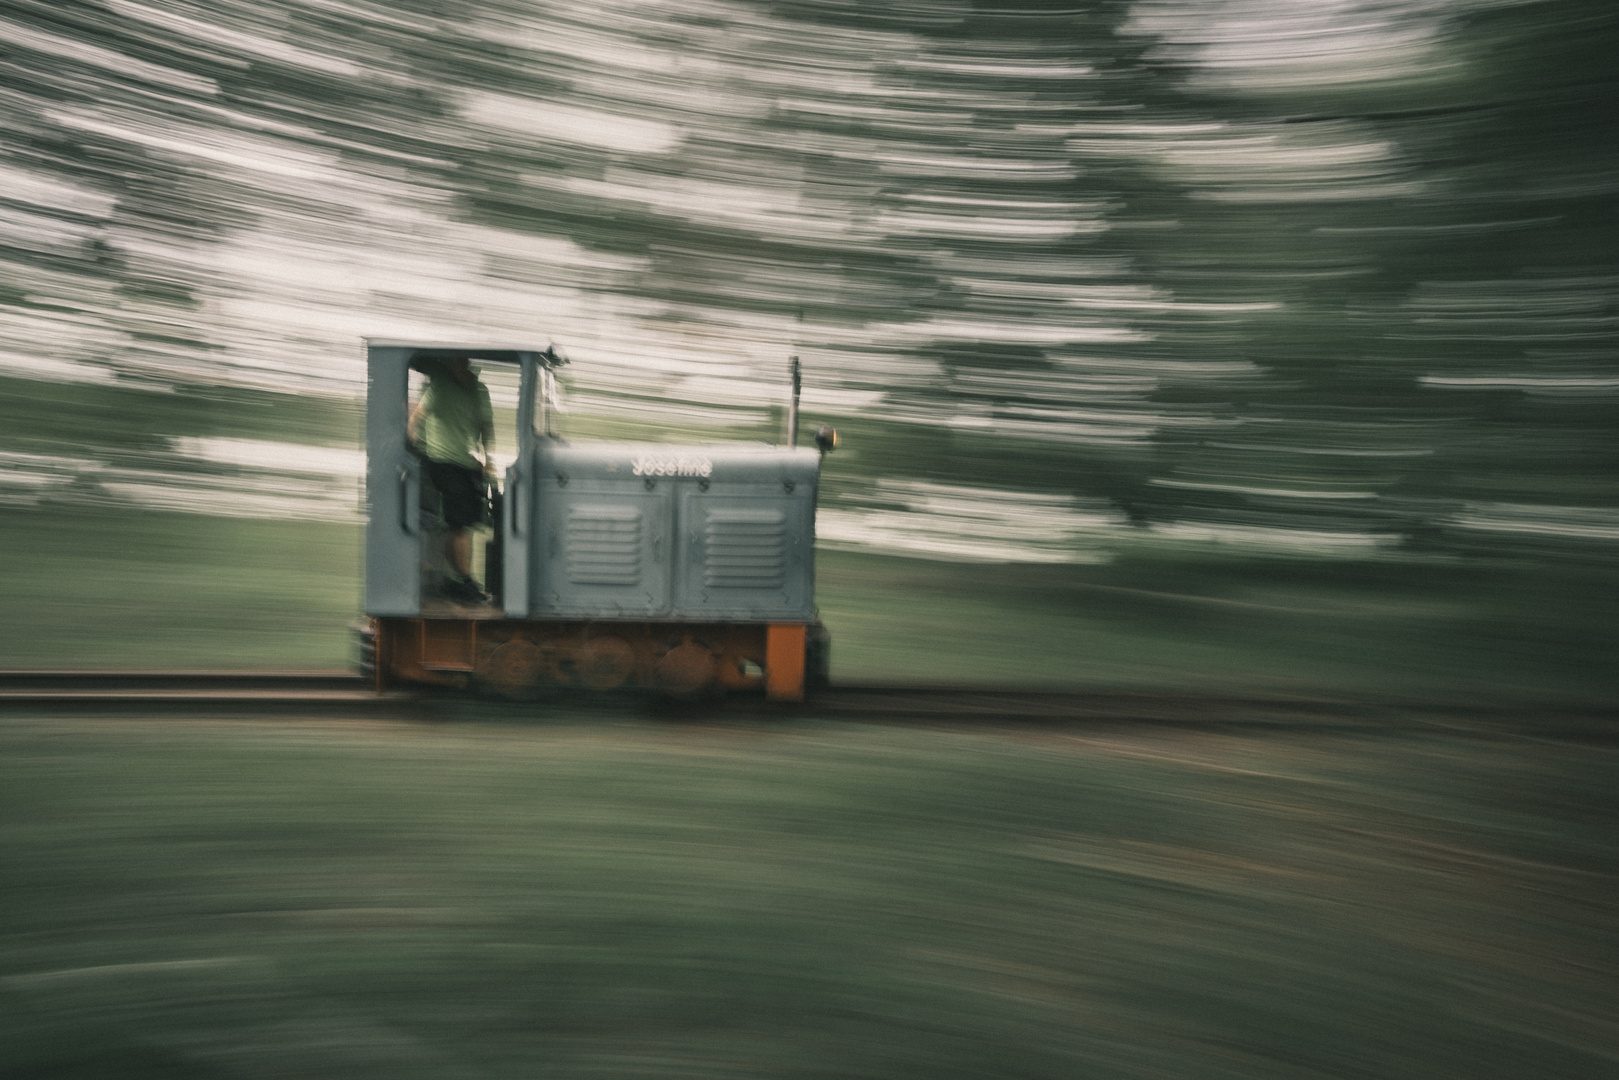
[
  {"xmin": 0, "ymin": 0, "xmax": 1615, "ymax": 675},
  {"xmin": 2, "ymin": 720, "xmax": 1616, "ymax": 1079},
  {"xmin": 2, "ymin": 7, "xmax": 1616, "ymax": 1076}
]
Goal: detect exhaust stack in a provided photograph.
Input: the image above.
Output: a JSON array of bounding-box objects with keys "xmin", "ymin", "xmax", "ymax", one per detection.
[{"xmin": 786, "ymin": 356, "xmax": 801, "ymax": 447}]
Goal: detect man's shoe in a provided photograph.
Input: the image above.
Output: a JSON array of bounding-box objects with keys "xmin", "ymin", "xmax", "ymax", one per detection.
[{"xmin": 444, "ymin": 577, "xmax": 491, "ymax": 605}]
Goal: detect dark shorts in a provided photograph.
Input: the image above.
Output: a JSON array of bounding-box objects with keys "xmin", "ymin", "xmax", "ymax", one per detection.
[{"xmin": 424, "ymin": 460, "xmax": 488, "ymax": 528}]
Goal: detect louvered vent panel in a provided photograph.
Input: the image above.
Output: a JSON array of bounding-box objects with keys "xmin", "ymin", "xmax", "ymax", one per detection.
[
  {"xmin": 566, "ymin": 505, "xmax": 643, "ymax": 586},
  {"xmin": 705, "ymin": 508, "xmax": 786, "ymax": 589}
]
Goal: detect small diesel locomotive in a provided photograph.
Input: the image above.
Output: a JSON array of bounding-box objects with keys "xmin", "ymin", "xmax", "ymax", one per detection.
[{"xmin": 362, "ymin": 340, "xmax": 834, "ymax": 700}]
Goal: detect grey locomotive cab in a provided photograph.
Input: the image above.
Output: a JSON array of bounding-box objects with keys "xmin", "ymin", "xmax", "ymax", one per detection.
[{"xmin": 362, "ymin": 339, "xmax": 832, "ymax": 701}]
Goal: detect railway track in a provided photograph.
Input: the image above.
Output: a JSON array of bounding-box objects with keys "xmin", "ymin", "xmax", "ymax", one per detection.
[
  {"xmin": 3, "ymin": 671, "xmax": 1613, "ymax": 738},
  {"xmin": 5, "ymin": 669, "xmax": 1602, "ymax": 733},
  {"xmin": 0, "ymin": 669, "xmax": 1367, "ymax": 721},
  {"xmin": 0, "ymin": 671, "xmax": 402, "ymax": 714}
]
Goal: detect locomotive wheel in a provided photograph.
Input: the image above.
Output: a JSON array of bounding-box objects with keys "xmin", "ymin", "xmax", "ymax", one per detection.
[
  {"xmin": 482, "ymin": 639, "xmax": 546, "ymax": 698},
  {"xmin": 655, "ymin": 640, "xmax": 718, "ymax": 697},
  {"xmin": 576, "ymin": 636, "xmax": 637, "ymax": 690}
]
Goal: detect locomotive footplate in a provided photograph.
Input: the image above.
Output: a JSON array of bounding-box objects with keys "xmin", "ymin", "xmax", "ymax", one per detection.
[{"xmin": 372, "ymin": 617, "xmax": 823, "ymax": 701}]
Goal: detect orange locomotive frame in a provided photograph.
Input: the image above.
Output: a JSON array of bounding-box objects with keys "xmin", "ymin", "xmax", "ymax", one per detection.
[{"xmin": 370, "ymin": 617, "xmax": 812, "ymax": 702}]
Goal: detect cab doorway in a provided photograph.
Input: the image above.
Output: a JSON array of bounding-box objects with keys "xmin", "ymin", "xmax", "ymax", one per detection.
[{"xmin": 407, "ymin": 355, "xmax": 522, "ymax": 615}]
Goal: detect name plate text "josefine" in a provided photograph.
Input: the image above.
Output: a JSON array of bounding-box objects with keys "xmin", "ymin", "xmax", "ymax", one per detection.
[{"xmin": 631, "ymin": 454, "xmax": 713, "ymax": 478}]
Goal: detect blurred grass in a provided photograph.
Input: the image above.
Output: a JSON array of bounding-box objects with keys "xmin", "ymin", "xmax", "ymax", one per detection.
[
  {"xmin": 2, "ymin": 504, "xmax": 1616, "ymax": 704},
  {"xmin": 3, "ymin": 508, "xmax": 360, "ymax": 670},
  {"xmin": 0, "ymin": 716, "xmax": 1614, "ymax": 1079},
  {"xmin": 816, "ymin": 547, "xmax": 1619, "ymax": 702}
]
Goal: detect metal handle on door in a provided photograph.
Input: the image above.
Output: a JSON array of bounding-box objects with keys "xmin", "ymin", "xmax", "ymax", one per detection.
[
  {"xmin": 400, "ymin": 466, "xmax": 417, "ymax": 535},
  {"xmin": 507, "ymin": 467, "xmax": 523, "ymax": 538}
]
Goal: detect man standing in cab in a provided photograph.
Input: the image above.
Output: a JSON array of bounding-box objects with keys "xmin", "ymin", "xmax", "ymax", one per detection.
[{"xmin": 409, "ymin": 355, "xmax": 495, "ymax": 605}]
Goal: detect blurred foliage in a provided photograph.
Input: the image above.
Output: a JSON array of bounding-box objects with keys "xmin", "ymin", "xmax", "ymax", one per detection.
[
  {"xmin": 1, "ymin": 0, "xmax": 1616, "ymax": 552},
  {"xmin": 1, "ymin": 0, "xmax": 1617, "ymax": 686},
  {"xmin": 0, "ymin": 374, "xmax": 358, "ymax": 453}
]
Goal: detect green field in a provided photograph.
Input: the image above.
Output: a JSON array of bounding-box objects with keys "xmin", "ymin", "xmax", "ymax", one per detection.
[
  {"xmin": 4, "ymin": 504, "xmax": 1616, "ymax": 705},
  {"xmin": 2, "ymin": 715, "xmax": 1614, "ymax": 1079},
  {"xmin": 6, "ymin": 508, "xmax": 363, "ymax": 671},
  {"xmin": 815, "ymin": 545, "xmax": 1619, "ymax": 702}
]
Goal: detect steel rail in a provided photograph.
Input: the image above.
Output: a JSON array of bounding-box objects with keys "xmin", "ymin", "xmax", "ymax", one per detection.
[
  {"xmin": 4, "ymin": 670, "xmax": 1612, "ymax": 734},
  {"xmin": 0, "ymin": 670, "xmax": 400, "ymax": 715},
  {"xmin": 0, "ymin": 671, "xmax": 364, "ymax": 694},
  {"xmin": 0, "ymin": 671, "xmax": 1351, "ymax": 712}
]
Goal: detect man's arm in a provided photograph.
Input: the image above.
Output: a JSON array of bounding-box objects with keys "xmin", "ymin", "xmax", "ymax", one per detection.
[
  {"xmin": 408, "ymin": 384, "xmax": 432, "ymax": 448},
  {"xmin": 478, "ymin": 384, "xmax": 496, "ymax": 474},
  {"xmin": 407, "ymin": 400, "xmax": 424, "ymax": 445}
]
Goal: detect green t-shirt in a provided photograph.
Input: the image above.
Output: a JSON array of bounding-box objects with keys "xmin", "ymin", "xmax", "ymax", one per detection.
[{"xmin": 418, "ymin": 371, "xmax": 494, "ymax": 469}]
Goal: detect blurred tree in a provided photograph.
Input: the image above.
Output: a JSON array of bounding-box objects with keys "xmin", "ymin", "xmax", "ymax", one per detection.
[{"xmin": 0, "ymin": 0, "xmax": 1614, "ymax": 556}]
